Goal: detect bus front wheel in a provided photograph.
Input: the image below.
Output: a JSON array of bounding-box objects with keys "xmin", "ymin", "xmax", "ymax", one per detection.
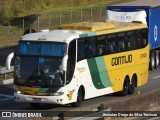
[{"xmin": 71, "ymin": 88, "xmax": 83, "ymax": 107}]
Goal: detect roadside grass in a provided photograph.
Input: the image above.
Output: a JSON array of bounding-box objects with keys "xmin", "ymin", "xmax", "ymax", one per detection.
[
  {"xmin": 0, "ymin": 0, "xmax": 135, "ymax": 79},
  {"xmin": 0, "ymin": 0, "xmax": 135, "ymax": 48}
]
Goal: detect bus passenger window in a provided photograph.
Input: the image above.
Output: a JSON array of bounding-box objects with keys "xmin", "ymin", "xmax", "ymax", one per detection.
[
  {"xmin": 118, "ymin": 33, "xmax": 125, "ymax": 52},
  {"xmin": 78, "ymin": 39, "xmax": 85, "ymax": 61},
  {"xmin": 85, "ymin": 37, "xmax": 96, "ymax": 58},
  {"xmin": 126, "ymin": 41, "xmax": 131, "ymax": 50},
  {"xmin": 136, "ymin": 30, "xmax": 142, "ymax": 48},
  {"xmin": 106, "ymin": 35, "xmax": 116, "ymax": 54},
  {"xmin": 96, "ymin": 35, "xmax": 106, "ymax": 56},
  {"xmin": 118, "ymin": 40, "xmax": 125, "ymax": 52},
  {"xmin": 107, "ymin": 43, "xmax": 114, "ymax": 54},
  {"xmin": 141, "ymin": 29, "xmax": 148, "ymax": 47},
  {"xmin": 126, "ymin": 31, "xmax": 135, "ymax": 50}
]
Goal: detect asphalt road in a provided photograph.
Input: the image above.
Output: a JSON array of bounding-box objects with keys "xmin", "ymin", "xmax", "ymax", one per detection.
[{"xmin": 0, "ymin": 67, "xmax": 160, "ymax": 111}]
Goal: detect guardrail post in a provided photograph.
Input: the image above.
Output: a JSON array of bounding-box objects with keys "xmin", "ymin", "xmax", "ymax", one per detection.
[
  {"xmin": 23, "ymin": 18, "xmax": 25, "ymax": 31},
  {"xmin": 100, "ymin": 6, "xmax": 102, "ymax": 19},
  {"xmin": 59, "ymin": 13, "xmax": 62, "ymax": 25},
  {"xmin": 70, "ymin": 10, "xmax": 72, "ymax": 23},
  {"xmin": 8, "ymin": 22, "xmax": 10, "ymax": 34},
  {"xmin": 90, "ymin": 7, "xmax": 93, "ymax": 20},
  {"xmin": 49, "ymin": 14, "xmax": 51, "ymax": 27},
  {"xmin": 37, "ymin": 16, "xmax": 39, "ymax": 30},
  {"xmin": 81, "ymin": 9, "xmax": 83, "ymax": 21}
]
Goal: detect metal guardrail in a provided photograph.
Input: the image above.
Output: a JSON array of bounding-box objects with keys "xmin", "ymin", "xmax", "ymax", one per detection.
[{"xmin": 0, "ymin": 66, "xmax": 14, "ymax": 79}]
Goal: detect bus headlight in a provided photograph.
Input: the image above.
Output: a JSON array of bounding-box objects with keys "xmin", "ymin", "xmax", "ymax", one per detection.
[
  {"xmin": 14, "ymin": 89, "xmax": 24, "ymax": 94},
  {"xmin": 50, "ymin": 92, "xmax": 64, "ymax": 96},
  {"xmin": 14, "ymin": 87, "xmax": 24, "ymax": 94}
]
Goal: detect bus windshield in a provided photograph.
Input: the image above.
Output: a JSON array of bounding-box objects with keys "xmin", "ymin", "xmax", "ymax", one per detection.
[
  {"xmin": 15, "ymin": 56, "xmax": 64, "ymax": 87},
  {"xmin": 14, "ymin": 41, "xmax": 66, "ymax": 87},
  {"xmin": 17, "ymin": 41, "xmax": 66, "ymax": 57}
]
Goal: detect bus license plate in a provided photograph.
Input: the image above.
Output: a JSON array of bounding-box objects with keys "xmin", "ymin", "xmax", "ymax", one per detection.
[{"xmin": 33, "ymin": 98, "xmax": 41, "ymax": 102}]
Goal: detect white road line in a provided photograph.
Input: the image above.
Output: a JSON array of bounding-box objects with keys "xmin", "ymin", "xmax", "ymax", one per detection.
[
  {"xmin": 6, "ymin": 85, "xmax": 13, "ymax": 88},
  {"xmin": 153, "ymin": 75, "xmax": 160, "ymax": 79},
  {"xmin": 0, "ymin": 94, "xmax": 14, "ymax": 100}
]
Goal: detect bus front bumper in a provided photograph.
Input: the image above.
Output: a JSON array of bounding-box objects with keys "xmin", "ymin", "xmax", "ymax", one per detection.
[{"xmin": 14, "ymin": 93, "xmax": 68, "ymax": 105}]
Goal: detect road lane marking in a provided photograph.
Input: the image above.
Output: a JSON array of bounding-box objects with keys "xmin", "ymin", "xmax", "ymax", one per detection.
[
  {"xmin": 6, "ymin": 85, "xmax": 13, "ymax": 88},
  {"xmin": 153, "ymin": 75, "xmax": 160, "ymax": 79},
  {"xmin": 0, "ymin": 94, "xmax": 14, "ymax": 101}
]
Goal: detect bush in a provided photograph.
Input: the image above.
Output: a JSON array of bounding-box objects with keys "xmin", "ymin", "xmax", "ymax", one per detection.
[{"xmin": 0, "ymin": 4, "xmax": 13, "ymax": 24}]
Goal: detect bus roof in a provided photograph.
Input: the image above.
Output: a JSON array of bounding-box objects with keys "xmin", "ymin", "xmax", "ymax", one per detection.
[
  {"xmin": 20, "ymin": 30, "xmax": 90, "ymax": 43},
  {"xmin": 58, "ymin": 21, "xmax": 147, "ymax": 35},
  {"xmin": 21, "ymin": 21, "xmax": 147, "ymax": 43},
  {"xmin": 113, "ymin": 0, "xmax": 160, "ymax": 8}
]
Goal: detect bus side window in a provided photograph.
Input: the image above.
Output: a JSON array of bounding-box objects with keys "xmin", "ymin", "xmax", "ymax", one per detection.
[
  {"xmin": 85, "ymin": 37, "xmax": 96, "ymax": 58},
  {"xmin": 136, "ymin": 30, "xmax": 142, "ymax": 49},
  {"xmin": 118, "ymin": 33, "xmax": 125, "ymax": 52},
  {"xmin": 96, "ymin": 35, "xmax": 106, "ymax": 56},
  {"xmin": 106, "ymin": 34, "xmax": 116, "ymax": 54},
  {"xmin": 78, "ymin": 39, "xmax": 85, "ymax": 61},
  {"xmin": 141, "ymin": 29, "xmax": 148, "ymax": 47},
  {"xmin": 126, "ymin": 31, "xmax": 135, "ymax": 50}
]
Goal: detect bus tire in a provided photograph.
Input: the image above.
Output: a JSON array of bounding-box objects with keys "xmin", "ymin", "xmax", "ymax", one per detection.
[
  {"xmin": 155, "ymin": 50, "xmax": 159, "ymax": 68},
  {"xmin": 128, "ymin": 76, "xmax": 136, "ymax": 95},
  {"xmin": 159, "ymin": 50, "xmax": 160, "ymax": 65},
  {"xmin": 71, "ymin": 88, "xmax": 83, "ymax": 107},
  {"xmin": 120, "ymin": 77, "xmax": 129, "ymax": 96},
  {"xmin": 30, "ymin": 103, "xmax": 40, "ymax": 108},
  {"xmin": 149, "ymin": 51, "xmax": 155, "ymax": 70}
]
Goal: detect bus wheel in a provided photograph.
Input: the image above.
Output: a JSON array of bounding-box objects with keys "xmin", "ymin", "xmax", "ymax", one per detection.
[
  {"xmin": 155, "ymin": 51, "xmax": 159, "ymax": 68},
  {"xmin": 71, "ymin": 88, "xmax": 83, "ymax": 107},
  {"xmin": 128, "ymin": 76, "xmax": 136, "ymax": 95},
  {"xmin": 30, "ymin": 103, "xmax": 40, "ymax": 108},
  {"xmin": 159, "ymin": 51, "xmax": 160, "ymax": 65},
  {"xmin": 149, "ymin": 51, "xmax": 155, "ymax": 70},
  {"xmin": 120, "ymin": 78, "xmax": 129, "ymax": 96}
]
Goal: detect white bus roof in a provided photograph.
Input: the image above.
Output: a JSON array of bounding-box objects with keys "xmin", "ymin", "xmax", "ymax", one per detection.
[
  {"xmin": 20, "ymin": 30, "xmax": 89, "ymax": 43},
  {"xmin": 114, "ymin": 0, "xmax": 160, "ymax": 7},
  {"xmin": 21, "ymin": 21, "xmax": 147, "ymax": 43}
]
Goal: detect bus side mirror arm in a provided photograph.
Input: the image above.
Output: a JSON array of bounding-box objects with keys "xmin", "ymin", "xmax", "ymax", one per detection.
[{"xmin": 6, "ymin": 52, "xmax": 15, "ymax": 70}]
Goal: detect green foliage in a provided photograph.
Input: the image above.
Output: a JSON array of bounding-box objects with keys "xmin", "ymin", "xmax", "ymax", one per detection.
[
  {"xmin": 0, "ymin": 0, "xmax": 134, "ymax": 24},
  {"xmin": 0, "ymin": 4, "xmax": 13, "ymax": 24}
]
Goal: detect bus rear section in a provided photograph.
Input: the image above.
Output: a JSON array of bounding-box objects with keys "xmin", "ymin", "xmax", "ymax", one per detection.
[{"xmin": 106, "ymin": 5, "xmax": 160, "ymax": 70}]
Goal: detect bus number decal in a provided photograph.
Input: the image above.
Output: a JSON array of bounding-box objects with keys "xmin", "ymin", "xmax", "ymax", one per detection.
[{"xmin": 111, "ymin": 54, "xmax": 132, "ymax": 66}]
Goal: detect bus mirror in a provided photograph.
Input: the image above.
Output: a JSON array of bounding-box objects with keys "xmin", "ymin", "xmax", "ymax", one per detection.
[
  {"xmin": 6, "ymin": 52, "xmax": 15, "ymax": 70},
  {"xmin": 62, "ymin": 55, "xmax": 68, "ymax": 71}
]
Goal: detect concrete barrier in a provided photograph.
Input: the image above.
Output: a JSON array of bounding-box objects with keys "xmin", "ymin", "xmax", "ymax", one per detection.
[{"xmin": 59, "ymin": 88, "xmax": 160, "ymax": 120}]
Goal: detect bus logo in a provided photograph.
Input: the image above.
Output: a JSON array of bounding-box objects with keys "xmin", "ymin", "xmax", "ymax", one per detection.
[
  {"xmin": 67, "ymin": 90, "xmax": 75, "ymax": 100},
  {"xmin": 154, "ymin": 25, "xmax": 158, "ymax": 41},
  {"xmin": 115, "ymin": 13, "xmax": 131, "ymax": 20}
]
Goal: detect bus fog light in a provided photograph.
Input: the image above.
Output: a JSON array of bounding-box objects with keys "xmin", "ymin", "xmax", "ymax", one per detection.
[
  {"xmin": 50, "ymin": 92, "xmax": 64, "ymax": 96},
  {"xmin": 17, "ymin": 91, "xmax": 21, "ymax": 94}
]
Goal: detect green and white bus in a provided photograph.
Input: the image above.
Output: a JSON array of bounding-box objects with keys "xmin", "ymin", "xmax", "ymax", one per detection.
[{"xmin": 6, "ymin": 21, "xmax": 149, "ymax": 107}]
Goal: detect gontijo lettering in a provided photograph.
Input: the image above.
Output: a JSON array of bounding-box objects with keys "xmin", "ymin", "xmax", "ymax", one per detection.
[{"xmin": 111, "ymin": 54, "xmax": 132, "ymax": 66}]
